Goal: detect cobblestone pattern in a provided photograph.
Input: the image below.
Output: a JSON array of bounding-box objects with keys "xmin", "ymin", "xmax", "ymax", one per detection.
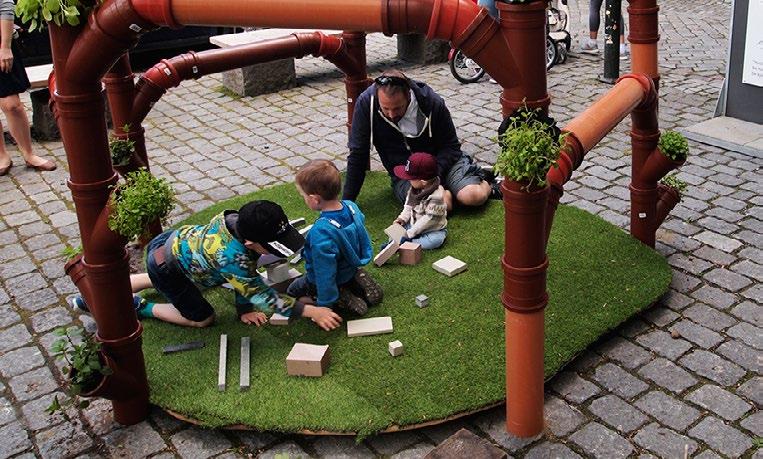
[{"xmin": 0, "ymin": 0, "xmax": 759, "ymax": 457}]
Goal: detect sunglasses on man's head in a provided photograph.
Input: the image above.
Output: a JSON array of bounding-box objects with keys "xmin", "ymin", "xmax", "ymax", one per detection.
[{"xmin": 374, "ymin": 75, "xmax": 409, "ymax": 87}]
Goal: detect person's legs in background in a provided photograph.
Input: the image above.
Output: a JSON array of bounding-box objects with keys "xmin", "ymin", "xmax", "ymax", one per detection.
[
  {"xmin": 581, "ymin": 0, "xmax": 604, "ymax": 54},
  {"xmin": 0, "ymin": 93, "xmax": 55, "ymax": 173}
]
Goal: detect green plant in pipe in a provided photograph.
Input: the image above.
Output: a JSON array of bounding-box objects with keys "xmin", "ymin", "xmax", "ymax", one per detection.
[
  {"xmin": 108, "ymin": 168, "xmax": 175, "ymax": 241},
  {"xmin": 658, "ymin": 130, "xmax": 689, "ymax": 162},
  {"xmin": 660, "ymin": 173, "xmax": 688, "ymax": 194},
  {"xmin": 46, "ymin": 326, "xmax": 112, "ymax": 421},
  {"xmin": 60, "ymin": 244, "xmax": 83, "ymax": 260},
  {"xmin": 109, "ymin": 124, "xmax": 136, "ymax": 167},
  {"xmin": 494, "ymin": 108, "xmax": 564, "ymax": 190},
  {"xmin": 15, "ymin": 0, "xmax": 90, "ymax": 32}
]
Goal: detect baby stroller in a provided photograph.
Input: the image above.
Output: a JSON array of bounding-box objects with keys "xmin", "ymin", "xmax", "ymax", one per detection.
[{"xmin": 546, "ymin": 0, "xmax": 572, "ymax": 68}]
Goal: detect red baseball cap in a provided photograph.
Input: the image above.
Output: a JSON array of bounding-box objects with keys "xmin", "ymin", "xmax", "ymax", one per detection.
[{"xmin": 393, "ymin": 152, "xmax": 438, "ymax": 180}]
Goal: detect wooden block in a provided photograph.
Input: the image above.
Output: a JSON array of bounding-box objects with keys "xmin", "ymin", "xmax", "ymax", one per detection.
[
  {"xmin": 388, "ymin": 340, "xmax": 404, "ymax": 356},
  {"xmin": 286, "ymin": 343, "xmax": 330, "ymax": 377},
  {"xmin": 288, "ymin": 217, "xmax": 306, "ymax": 228},
  {"xmin": 384, "ymin": 223, "xmax": 407, "ymax": 243},
  {"xmin": 261, "ymin": 267, "xmax": 302, "ymax": 293},
  {"xmin": 299, "ymin": 224, "xmax": 313, "ymax": 236},
  {"xmin": 373, "ymin": 240, "xmax": 399, "ymax": 267},
  {"xmin": 398, "ymin": 242, "xmax": 423, "ymax": 265},
  {"xmin": 269, "ymin": 312, "xmax": 289, "ymax": 325},
  {"xmin": 162, "ymin": 341, "xmax": 205, "ymax": 354},
  {"xmin": 432, "ymin": 256, "xmax": 467, "ymax": 277},
  {"xmin": 347, "ymin": 316, "xmax": 394, "ymax": 337},
  {"xmin": 218, "ymin": 334, "xmax": 227, "ymax": 391},
  {"xmin": 415, "ymin": 294, "xmax": 429, "ymax": 308},
  {"xmin": 267, "ymin": 261, "xmax": 292, "ymax": 284},
  {"xmin": 240, "ymin": 337, "xmax": 250, "ymax": 391}
]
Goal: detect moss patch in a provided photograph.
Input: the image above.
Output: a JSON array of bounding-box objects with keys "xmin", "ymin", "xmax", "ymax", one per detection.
[{"xmin": 141, "ymin": 172, "xmax": 671, "ymax": 436}]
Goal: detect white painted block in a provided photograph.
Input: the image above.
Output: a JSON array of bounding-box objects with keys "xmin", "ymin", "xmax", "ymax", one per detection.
[
  {"xmin": 289, "ymin": 217, "xmax": 306, "ymax": 228},
  {"xmin": 388, "ymin": 340, "xmax": 404, "ymax": 357},
  {"xmin": 299, "ymin": 224, "xmax": 313, "ymax": 236},
  {"xmin": 432, "ymin": 256, "xmax": 467, "ymax": 277},
  {"xmin": 384, "ymin": 223, "xmax": 407, "ymax": 243},
  {"xmin": 267, "ymin": 262, "xmax": 292, "ymax": 284},
  {"xmin": 286, "ymin": 343, "xmax": 330, "ymax": 377},
  {"xmin": 269, "ymin": 312, "xmax": 289, "ymax": 326},
  {"xmin": 347, "ymin": 316, "xmax": 394, "ymax": 337},
  {"xmin": 218, "ymin": 334, "xmax": 227, "ymax": 391},
  {"xmin": 240, "ymin": 337, "xmax": 250, "ymax": 391},
  {"xmin": 373, "ymin": 240, "xmax": 399, "ymax": 267},
  {"xmin": 261, "ymin": 267, "xmax": 301, "ymax": 286}
]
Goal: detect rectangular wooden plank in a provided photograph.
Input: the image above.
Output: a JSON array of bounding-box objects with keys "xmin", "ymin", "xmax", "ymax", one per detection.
[
  {"xmin": 347, "ymin": 317, "xmax": 394, "ymax": 337},
  {"xmin": 218, "ymin": 334, "xmax": 227, "ymax": 391},
  {"xmin": 240, "ymin": 337, "xmax": 250, "ymax": 391}
]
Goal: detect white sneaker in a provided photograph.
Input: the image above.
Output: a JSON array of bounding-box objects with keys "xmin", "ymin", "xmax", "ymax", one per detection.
[
  {"xmin": 580, "ymin": 39, "xmax": 598, "ymax": 54},
  {"xmin": 619, "ymin": 44, "xmax": 630, "ymax": 60}
]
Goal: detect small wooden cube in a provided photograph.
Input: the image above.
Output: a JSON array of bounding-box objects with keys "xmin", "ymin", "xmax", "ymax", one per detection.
[
  {"xmin": 286, "ymin": 343, "xmax": 330, "ymax": 377},
  {"xmin": 269, "ymin": 312, "xmax": 289, "ymax": 325},
  {"xmin": 267, "ymin": 262, "xmax": 292, "ymax": 284},
  {"xmin": 398, "ymin": 242, "xmax": 423, "ymax": 265},
  {"xmin": 388, "ymin": 340, "xmax": 404, "ymax": 357},
  {"xmin": 415, "ymin": 294, "xmax": 429, "ymax": 308},
  {"xmin": 432, "ymin": 256, "xmax": 467, "ymax": 277},
  {"xmin": 261, "ymin": 267, "xmax": 302, "ymax": 293}
]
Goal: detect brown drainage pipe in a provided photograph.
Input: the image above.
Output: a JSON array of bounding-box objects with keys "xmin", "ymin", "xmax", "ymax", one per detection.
[
  {"xmin": 128, "ymin": 0, "xmax": 521, "ymax": 89},
  {"xmin": 544, "ymin": 74, "xmax": 655, "ymax": 243},
  {"xmin": 496, "ymin": 1, "xmax": 549, "ymax": 116},
  {"xmin": 654, "ymin": 184, "xmax": 680, "ymax": 228},
  {"xmin": 49, "ymin": 20, "xmax": 150, "ymax": 425},
  {"xmin": 628, "ymin": 0, "xmax": 659, "ymax": 89},
  {"xmin": 130, "ymin": 32, "xmax": 366, "ymax": 127}
]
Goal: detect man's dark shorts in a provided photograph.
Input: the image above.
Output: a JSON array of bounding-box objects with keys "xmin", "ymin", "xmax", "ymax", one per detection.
[
  {"xmin": 392, "ymin": 155, "xmax": 483, "ymax": 203},
  {"xmin": 146, "ymin": 230, "xmax": 214, "ymax": 322}
]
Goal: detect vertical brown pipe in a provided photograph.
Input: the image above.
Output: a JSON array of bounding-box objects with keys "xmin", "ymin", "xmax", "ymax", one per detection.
[
  {"xmin": 654, "ymin": 183, "xmax": 680, "ymax": 227},
  {"xmin": 628, "ymin": 0, "xmax": 660, "ymax": 247},
  {"xmin": 333, "ymin": 31, "xmax": 372, "ymax": 131},
  {"xmin": 502, "ymin": 180, "xmax": 549, "ymax": 438},
  {"xmin": 495, "ymin": 0, "xmax": 551, "ymax": 438},
  {"xmin": 48, "ymin": 23, "xmax": 149, "ymax": 425},
  {"xmin": 497, "ymin": 1, "xmax": 550, "ymax": 117}
]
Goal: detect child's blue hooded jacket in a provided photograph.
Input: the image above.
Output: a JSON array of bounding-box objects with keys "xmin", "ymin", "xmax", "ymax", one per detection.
[{"xmin": 303, "ymin": 200, "xmax": 373, "ymax": 306}]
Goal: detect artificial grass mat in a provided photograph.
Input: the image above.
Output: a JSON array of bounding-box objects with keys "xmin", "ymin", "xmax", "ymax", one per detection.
[{"xmin": 141, "ymin": 172, "xmax": 671, "ymax": 436}]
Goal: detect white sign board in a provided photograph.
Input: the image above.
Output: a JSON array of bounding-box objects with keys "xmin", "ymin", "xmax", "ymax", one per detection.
[{"xmin": 742, "ymin": 0, "xmax": 763, "ymax": 86}]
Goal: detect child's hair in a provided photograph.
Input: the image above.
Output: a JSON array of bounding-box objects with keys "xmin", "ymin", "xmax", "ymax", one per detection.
[{"xmin": 296, "ymin": 160, "xmax": 342, "ymax": 201}]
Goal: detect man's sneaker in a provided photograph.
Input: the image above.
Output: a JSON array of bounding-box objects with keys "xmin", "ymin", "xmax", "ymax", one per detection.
[
  {"xmin": 489, "ymin": 181, "xmax": 503, "ymax": 200},
  {"xmin": 352, "ymin": 268, "xmax": 383, "ymax": 306},
  {"xmin": 580, "ymin": 39, "xmax": 598, "ymax": 55},
  {"xmin": 335, "ymin": 289, "xmax": 368, "ymax": 316},
  {"xmin": 478, "ymin": 165, "xmax": 496, "ymax": 184},
  {"xmin": 619, "ymin": 45, "xmax": 630, "ymax": 60}
]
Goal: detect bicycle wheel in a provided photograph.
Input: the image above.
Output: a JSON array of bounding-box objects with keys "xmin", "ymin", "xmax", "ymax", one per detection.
[
  {"xmin": 449, "ymin": 49, "xmax": 486, "ymax": 84},
  {"xmin": 546, "ymin": 37, "xmax": 558, "ymax": 71}
]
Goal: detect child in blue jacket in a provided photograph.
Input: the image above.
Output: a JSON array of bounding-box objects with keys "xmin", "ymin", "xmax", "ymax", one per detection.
[{"xmin": 288, "ymin": 160, "xmax": 383, "ymax": 316}]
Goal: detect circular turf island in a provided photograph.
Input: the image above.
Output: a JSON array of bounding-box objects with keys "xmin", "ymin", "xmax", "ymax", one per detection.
[{"xmin": 141, "ymin": 172, "xmax": 671, "ymax": 437}]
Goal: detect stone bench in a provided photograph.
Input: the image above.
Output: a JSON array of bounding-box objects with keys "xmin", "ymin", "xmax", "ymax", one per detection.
[
  {"xmin": 210, "ymin": 29, "xmax": 342, "ymax": 97},
  {"xmin": 26, "ymin": 64, "xmax": 60, "ymax": 141}
]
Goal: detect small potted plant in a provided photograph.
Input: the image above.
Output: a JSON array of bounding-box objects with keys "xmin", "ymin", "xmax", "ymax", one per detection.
[
  {"xmin": 109, "ymin": 124, "xmax": 136, "ymax": 169},
  {"xmin": 108, "ymin": 168, "xmax": 175, "ymax": 242},
  {"xmin": 494, "ymin": 108, "xmax": 563, "ymax": 192},
  {"xmin": 641, "ymin": 130, "xmax": 688, "ymax": 183},
  {"xmin": 46, "ymin": 326, "xmax": 112, "ymax": 421}
]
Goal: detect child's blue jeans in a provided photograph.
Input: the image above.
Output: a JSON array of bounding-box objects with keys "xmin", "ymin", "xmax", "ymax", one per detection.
[{"xmin": 404, "ymin": 224, "xmax": 447, "ymax": 250}]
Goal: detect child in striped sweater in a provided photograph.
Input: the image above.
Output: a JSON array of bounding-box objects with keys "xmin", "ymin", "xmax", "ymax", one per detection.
[{"xmin": 392, "ymin": 152, "xmax": 448, "ymax": 249}]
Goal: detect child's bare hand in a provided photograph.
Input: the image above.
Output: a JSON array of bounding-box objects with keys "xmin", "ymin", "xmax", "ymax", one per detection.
[
  {"xmin": 310, "ymin": 307, "xmax": 342, "ymax": 331},
  {"xmin": 240, "ymin": 311, "xmax": 268, "ymax": 326}
]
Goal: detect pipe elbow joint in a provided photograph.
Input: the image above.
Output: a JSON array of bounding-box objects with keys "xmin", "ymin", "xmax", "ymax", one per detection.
[
  {"xmin": 617, "ymin": 73, "xmax": 657, "ymax": 110},
  {"xmin": 129, "ymin": 0, "xmax": 180, "ymax": 28}
]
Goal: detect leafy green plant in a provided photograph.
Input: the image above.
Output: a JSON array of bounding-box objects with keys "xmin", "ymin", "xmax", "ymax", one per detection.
[
  {"xmin": 658, "ymin": 130, "xmax": 689, "ymax": 162},
  {"xmin": 660, "ymin": 173, "xmax": 688, "ymax": 194},
  {"xmin": 109, "ymin": 125, "xmax": 135, "ymax": 167},
  {"xmin": 46, "ymin": 326, "xmax": 112, "ymax": 420},
  {"xmin": 494, "ymin": 108, "xmax": 564, "ymax": 190},
  {"xmin": 15, "ymin": 0, "xmax": 90, "ymax": 32},
  {"xmin": 108, "ymin": 168, "xmax": 175, "ymax": 240},
  {"xmin": 60, "ymin": 244, "xmax": 83, "ymax": 260}
]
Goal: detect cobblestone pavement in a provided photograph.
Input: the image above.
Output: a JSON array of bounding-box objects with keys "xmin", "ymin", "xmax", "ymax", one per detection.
[{"xmin": 0, "ymin": 0, "xmax": 759, "ymax": 457}]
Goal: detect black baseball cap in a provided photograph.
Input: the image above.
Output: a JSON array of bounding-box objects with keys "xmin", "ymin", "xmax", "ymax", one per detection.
[{"xmin": 237, "ymin": 200, "xmax": 304, "ymax": 258}]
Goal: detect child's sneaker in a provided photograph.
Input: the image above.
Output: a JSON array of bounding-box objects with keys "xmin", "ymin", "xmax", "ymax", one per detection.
[
  {"xmin": 71, "ymin": 295, "xmax": 151, "ymax": 318},
  {"xmin": 352, "ymin": 268, "xmax": 383, "ymax": 306},
  {"xmin": 71, "ymin": 295, "xmax": 90, "ymax": 312},
  {"xmin": 335, "ymin": 289, "xmax": 368, "ymax": 316},
  {"xmin": 580, "ymin": 39, "xmax": 598, "ymax": 54}
]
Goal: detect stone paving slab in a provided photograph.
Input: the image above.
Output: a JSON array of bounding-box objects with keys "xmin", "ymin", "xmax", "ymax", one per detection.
[
  {"xmin": 0, "ymin": 0, "xmax": 760, "ymax": 457},
  {"xmin": 683, "ymin": 116, "xmax": 763, "ymax": 158}
]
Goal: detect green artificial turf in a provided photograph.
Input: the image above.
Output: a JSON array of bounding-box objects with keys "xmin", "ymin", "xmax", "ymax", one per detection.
[{"xmin": 141, "ymin": 172, "xmax": 671, "ymax": 436}]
